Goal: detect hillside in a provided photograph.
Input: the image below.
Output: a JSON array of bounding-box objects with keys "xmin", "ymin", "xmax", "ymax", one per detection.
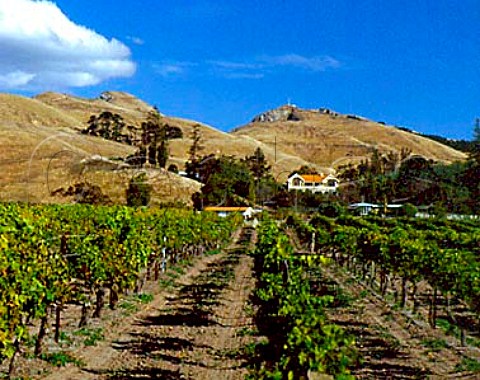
[
  {"xmin": 0, "ymin": 93, "xmax": 202, "ymax": 205},
  {"xmin": 231, "ymin": 105, "xmax": 467, "ymax": 173},
  {"xmin": 0, "ymin": 92, "xmax": 311, "ymax": 204},
  {"xmin": 0, "ymin": 92, "xmax": 468, "ymax": 205},
  {"xmin": 34, "ymin": 91, "xmax": 314, "ymax": 176}
]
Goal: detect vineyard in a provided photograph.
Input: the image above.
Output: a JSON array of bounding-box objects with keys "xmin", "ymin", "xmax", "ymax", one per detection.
[
  {"xmin": 0, "ymin": 203, "xmax": 479, "ymax": 379},
  {"xmin": 0, "ymin": 204, "xmax": 239, "ymax": 378}
]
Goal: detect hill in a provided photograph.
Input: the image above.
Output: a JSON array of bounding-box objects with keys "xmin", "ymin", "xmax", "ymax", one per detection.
[
  {"xmin": 0, "ymin": 92, "xmax": 311, "ymax": 204},
  {"xmin": 0, "ymin": 93, "xmax": 203, "ymax": 205},
  {"xmin": 231, "ymin": 105, "xmax": 467, "ymax": 175},
  {"xmin": 0, "ymin": 92, "xmax": 468, "ymax": 205}
]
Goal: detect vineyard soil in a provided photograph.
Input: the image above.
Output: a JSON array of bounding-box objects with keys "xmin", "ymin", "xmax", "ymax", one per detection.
[
  {"xmin": 286, "ymin": 227, "xmax": 480, "ymax": 379},
  {"xmin": 6, "ymin": 228, "xmax": 257, "ymax": 380},
  {"xmin": 319, "ymin": 266, "xmax": 480, "ymax": 379}
]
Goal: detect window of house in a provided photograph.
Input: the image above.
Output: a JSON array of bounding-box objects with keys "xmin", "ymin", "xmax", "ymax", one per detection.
[{"xmin": 327, "ymin": 179, "xmax": 337, "ymax": 187}]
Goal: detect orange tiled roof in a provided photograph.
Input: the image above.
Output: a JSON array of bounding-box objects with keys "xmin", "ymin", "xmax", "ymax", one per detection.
[
  {"xmin": 299, "ymin": 174, "xmax": 327, "ymax": 182},
  {"xmin": 203, "ymin": 207, "xmax": 249, "ymax": 212}
]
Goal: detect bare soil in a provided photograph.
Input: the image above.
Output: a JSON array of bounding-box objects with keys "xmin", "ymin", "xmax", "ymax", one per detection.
[
  {"xmin": 7, "ymin": 225, "xmax": 480, "ymax": 380},
  {"xmin": 5, "ymin": 228, "xmax": 257, "ymax": 380},
  {"xmin": 287, "ymin": 228, "xmax": 480, "ymax": 379},
  {"xmin": 315, "ymin": 265, "xmax": 480, "ymax": 379}
]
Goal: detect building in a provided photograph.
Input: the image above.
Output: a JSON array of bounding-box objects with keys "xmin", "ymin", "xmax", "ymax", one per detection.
[
  {"xmin": 203, "ymin": 206, "xmax": 262, "ymax": 220},
  {"xmin": 287, "ymin": 173, "xmax": 339, "ymax": 194},
  {"xmin": 348, "ymin": 202, "xmax": 403, "ymax": 216}
]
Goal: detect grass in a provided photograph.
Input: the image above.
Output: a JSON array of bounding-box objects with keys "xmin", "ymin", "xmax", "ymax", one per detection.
[
  {"xmin": 159, "ymin": 278, "xmax": 175, "ymax": 289},
  {"xmin": 333, "ymin": 286, "xmax": 354, "ymax": 307},
  {"xmin": 171, "ymin": 265, "xmax": 186, "ymax": 275},
  {"xmin": 359, "ymin": 289, "xmax": 369, "ymax": 299},
  {"xmin": 373, "ymin": 325, "xmax": 401, "ymax": 348},
  {"xmin": 421, "ymin": 338, "xmax": 448, "ymax": 352},
  {"xmin": 244, "ymin": 304, "xmax": 255, "ymax": 317},
  {"xmin": 238, "ymin": 326, "xmax": 259, "ymax": 337},
  {"xmin": 40, "ymin": 351, "xmax": 84, "ymax": 367},
  {"xmin": 455, "ymin": 357, "xmax": 480, "ymax": 373},
  {"xmin": 205, "ymin": 249, "xmax": 221, "ymax": 256},
  {"xmin": 166, "ymin": 271, "xmax": 180, "ymax": 279},
  {"xmin": 436, "ymin": 317, "xmax": 466, "ymax": 342},
  {"xmin": 73, "ymin": 327, "xmax": 105, "ymax": 346},
  {"xmin": 134, "ymin": 293, "xmax": 154, "ymax": 304},
  {"xmin": 58, "ymin": 331, "xmax": 73, "ymax": 345},
  {"xmin": 466, "ymin": 336, "xmax": 480, "ymax": 348},
  {"xmin": 118, "ymin": 301, "xmax": 138, "ymax": 314}
]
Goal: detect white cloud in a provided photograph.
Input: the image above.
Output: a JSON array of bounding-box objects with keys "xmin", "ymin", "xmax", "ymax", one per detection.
[
  {"xmin": 0, "ymin": 0, "xmax": 136, "ymax": 90},
  {"xmin": 223, "ymin": 72, "xmax": 265, "ymax": 79},
  {"xmin": 152, "ymin": 54, "xmax": 341, "ymax": 80},
  {"xmin": 127, "ymin": 36, "xmax": 144, "ymax": 45},
  {"xmin": 260, "ymin": 54, "xmax": 341, "ymax": 71},
  {"xmin": 208, "ymin": 60, "xmax": 264, "ymax": 70},
  {"xmin": 153, "ymin": 61, "xmax": 196, "ymax": 78},
  {"xmin": 0, "ymin": 71, "xmax": 35, "ymax": 87},
  {"xmin": 207, "ymin": 54, "xmax": 341, "ymax": 79}
]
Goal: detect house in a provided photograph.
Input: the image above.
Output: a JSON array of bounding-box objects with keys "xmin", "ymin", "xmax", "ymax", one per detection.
[
  {"xmin": 203, "ymin": 206, "xmax": 262, "ymax": 220},
  {"xmin": 348, "ymin": 202, "xmax": 378, "ymax": 216},
  {"xmin": 287, "ymin": 173, "xmax": 339, "ymax": 194},
  {"xmin": 348, "ymin": 202, "xmax": 403, "ymax": 216}
]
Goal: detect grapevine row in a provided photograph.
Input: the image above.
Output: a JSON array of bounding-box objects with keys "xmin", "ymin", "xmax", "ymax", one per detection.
[
  {"xmin": 0, "ymin": 203, "xmax": 240, "ymax": 374},
  {"xmin": 249, "ymin": 216, "xmax": 357, "ymax": 379},
  {"xmin": 291, "ymin": 213, "xmax": 480, "ymax": 332}
]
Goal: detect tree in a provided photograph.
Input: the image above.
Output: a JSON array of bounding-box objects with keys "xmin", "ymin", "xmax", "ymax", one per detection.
[
  {"xmin": 470, "ymin": 118, "xmax": 480, "ymax": 165},
  {"xmin": 148, "ymin": 145, "xmax": 157, "ymax": 167},
  {"xmin": 82, "ymin": 111, "xmax": 126, "ymax": 142},
  {"xmin": 192, "ymin": 155, "xmax": 254, "ymax": 209},
  {"xmin": 156, "ymin": 140, "xmax": 168, "ymax": 168},
  {"xmin": 244, "ymin": 147, "xmax": 271, "ymax": 180},
  {"xmin": 166, "ymin": 125, "xmax": 183, "ymax": 139},
  {"xmin": 52, "ymin": 182, "xmax": 112, "ymax": 205},
  {"xmin": 186, "ymin": 124, "xmax": 205, "ymax": 179},
  {"xmin": 167, "ymin": 164, "xmax": 179, "ymax": 173},
  {"xmin": 290, "ymin": 165, "xmax": 319, "ymax": 176},
  {"xmin": 140, "ymin": 109, "xmax": 169, "ymax": 168},
  {"xmin": 474, "ymin": 118, "xmax": 480, "ymax": 142},
  {"xmin": 126, "ymin": 173, "xmax": 152, "ymax": 207},
  {"xmin": 188, "ymin": 124, "xmax": 204, "ymax": 162}
]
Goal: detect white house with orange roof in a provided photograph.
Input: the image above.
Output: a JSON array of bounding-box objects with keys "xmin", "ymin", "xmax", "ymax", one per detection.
[{"xmin": 287, "ymin": 173, "xmax": 339, "ymax": 194}]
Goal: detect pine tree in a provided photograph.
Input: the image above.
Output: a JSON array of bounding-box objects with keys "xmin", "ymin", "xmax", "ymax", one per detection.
[
  {"xmin": 244, "ymin": 147, "xmax": 271, "ymax": 180},
  {"xmin": 186, "ymin": 124, "xmax": 204, "ymax": 179},
  {"xmin": 148, "ymin": 145, "xmax": 157, "ymax": 167},
  {"xmin": 126, "ymin": 173, "xmax": 152, "ymax": 207},
  {"xmin": 157, "ymin": 140, "xmax": 168, "ymax": 168},
  {"xmin": 474, "ymin": 118, "xmax": 480, "ymax": 142},
  {"xmin": 188, "ymin": 124, "xmax": 204, "ymax": 162},
  {"xmin": 139, "ymin": 146, "xmax": 147, "ymax": 167},
  {"xmin": 82, "ymin": 111, "xmax": 126, "ymax": 141}
]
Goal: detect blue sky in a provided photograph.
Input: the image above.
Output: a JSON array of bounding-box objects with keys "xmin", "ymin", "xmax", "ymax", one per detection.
[{"xmin": 1, "ymin": 1, "xmax": 478, "ymax": 139}]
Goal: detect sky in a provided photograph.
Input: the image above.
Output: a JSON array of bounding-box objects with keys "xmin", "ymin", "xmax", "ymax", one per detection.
[{"xmin": 0, "ymin": 0, "xmax": 478, "ymax": 140}]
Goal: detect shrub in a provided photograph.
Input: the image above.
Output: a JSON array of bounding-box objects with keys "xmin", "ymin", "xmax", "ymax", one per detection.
[
  {"xmin": 126, "ymin": 173, "xmax": 152, "ymax": 207},
  {"xmin": 400, "ymin": 203, "xmax": 418, "ymax": 217}
]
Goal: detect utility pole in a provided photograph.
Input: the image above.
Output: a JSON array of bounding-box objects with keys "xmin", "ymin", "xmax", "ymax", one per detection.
[{"xmin": 274, "ymin": 135, "xmax": 277, "ymax": 163}]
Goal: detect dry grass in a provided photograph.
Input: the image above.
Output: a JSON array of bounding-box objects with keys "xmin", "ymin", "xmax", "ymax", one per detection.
[
  {"xmin": 0, "ymin": 93, "xmax": 467, "ymax": 205},
  {"xmin": 232, "ymin": 107, "xmax": 467, "ymax": 171}
]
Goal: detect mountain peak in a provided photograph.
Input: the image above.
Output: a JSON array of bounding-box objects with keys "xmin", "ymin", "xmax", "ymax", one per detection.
[{"xmin": 251, "ymin": 104, "xmax": 303, "ymax": 123}]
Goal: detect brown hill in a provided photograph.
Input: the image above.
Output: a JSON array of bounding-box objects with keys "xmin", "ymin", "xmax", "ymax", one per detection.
[
  {"xmin": 0, "ymin": 93, "xmax": 467, "ymax": 205},
  {"xmin": 33, "ymin": 91, "xmax": 311, "ymax": 175},
  {"xmin": 0, "ymin": 93, "xmax": 203, "ymax": 205},
  {"xmin": 231, "ymin": 105, "xmax": 467, "ymax": 177},
  {"xmin": 0, "ymin": 92, "xmax": 307, "ymax": 204}
]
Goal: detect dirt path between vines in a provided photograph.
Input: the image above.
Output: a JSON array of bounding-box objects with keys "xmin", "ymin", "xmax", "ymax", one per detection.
[
  {"xmin": 286, "ymin": 228, "xmax": 480, "ymax": 379},
  {"xmin": 42, "ymin": 228, "xmax": 256, "ymax": 380},
  {"xmin": 318, "ymin": 266, "xmax": 477, "ymax": 379}
]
